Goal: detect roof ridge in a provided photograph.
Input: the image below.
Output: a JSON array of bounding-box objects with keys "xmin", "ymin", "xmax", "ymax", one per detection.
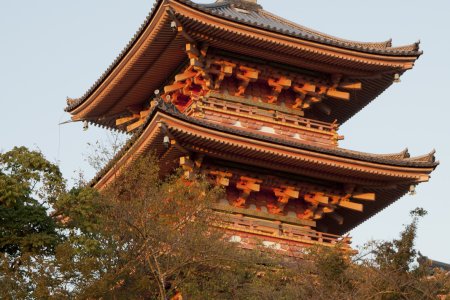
[
  {"xmin": 214, "ymin": 0, "xmax": 262, "ymax": 11},
  {"xmin": 388, "ymin": 40, "xmax": 421, "ymax": 52},
  {"xmin": 408, "ymin": 149, "xmax": 436, "ymax": 163},
  {"xmin": 260, "ymin": 9, "xmax": 393, "ymax": 50},
  {"xmin": 181, "ymin": 1, "xmax": 420, "ymax": 55}
]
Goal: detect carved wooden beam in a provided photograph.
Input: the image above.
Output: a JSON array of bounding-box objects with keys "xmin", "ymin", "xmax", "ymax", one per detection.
[
  {"xmin": 118, "ymin": 104, "xmax": 151, "ymax": 132},
  {"xmin": 208, "ymin": 60, "xmax": 235, "ymax": 90},
  {"xmin": 180, "ymin": 156, "xmax": 195, "ymax": 180},
  {"xmin": 209, "ymin": 170, "xmax": 233, "ymax": 187},
  {"xmin": 126, "ymin": 119, "xmax": 145, "ymax": 132},
  {"xmin": 235, "ymin": 66, "xmax": 259, "ymax": 97},
  {"xmin": 326, "ymin": 89, "xmax": 350, "ymax": 101},
  {"xmin": 234, "ymin": 176, "xmax": 262, "ymax": 207},
  {"xmin": 175, "ymin": 69, "xmax": 197, "ymax": 82},
  {"xmin": 292, "ymin": 83, "xmax": 322, "ymax": 109},
  {"xmin": 164, "ymin": 82, "xmax": 185, "ymax": 94},
  {"xmin": 140, "ymin": 108, "xmax": 150, "ymax": 118},
  {"xmin": 267, "ymin": 76, "xmax": 292, "ymax": 104},
  {"xmin": 304, "ymin": 192, "xmax": 329, "ymax": 205},
  {"xmin": 270, "ymin": 185, "xmax": 299, "ymax": 214}
]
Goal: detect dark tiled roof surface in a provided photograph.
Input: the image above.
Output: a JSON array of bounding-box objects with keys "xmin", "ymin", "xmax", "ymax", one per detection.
[
  {"xmin": 157, "ymin": 101, "xmax": 438, "ymax": 166},
  {"xmin": 179, "ymin": 0, "xmax": 422, "ymax": 56}
]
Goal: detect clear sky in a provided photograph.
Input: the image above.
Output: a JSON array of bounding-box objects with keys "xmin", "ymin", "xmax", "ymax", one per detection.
[{"xmin": 1, "ymin": 0, "xmax": 449, "ymax": 261}]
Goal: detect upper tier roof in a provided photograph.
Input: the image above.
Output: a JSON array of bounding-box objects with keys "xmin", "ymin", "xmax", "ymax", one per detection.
[
  {"xmin": 66, "ymin": 0, "xmax": 422, "ymax": 125},
  {"xmin": 182, "ymin": 0, "xmax": 420, "ymax": 56}
]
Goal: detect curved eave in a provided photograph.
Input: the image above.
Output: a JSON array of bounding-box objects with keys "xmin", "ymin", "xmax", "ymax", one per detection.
[
  {"xmin": 93, "ymin": 102, "xmax": 436, "ymax": 189},
  {"xmin": 67, "ymin": 1, "xmax": 183, "ymax": 121},
  {"xmin": 66, "ymin": 0, "xmax": 421, "ymax": 123}
]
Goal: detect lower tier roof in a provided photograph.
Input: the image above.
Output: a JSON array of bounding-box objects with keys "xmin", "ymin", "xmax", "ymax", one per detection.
[{"xmin": 90, "ymin": 100, "xmax": 437, "ymax": 234}]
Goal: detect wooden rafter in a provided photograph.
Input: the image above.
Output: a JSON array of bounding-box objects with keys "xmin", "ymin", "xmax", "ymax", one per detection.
[
  {"xmin": 338, "ymin": 200, "xmax": 363, "ymax": 212},
  {"xmin": 116, "ymin": 114, "xmax": 140, "ymax": 126}
]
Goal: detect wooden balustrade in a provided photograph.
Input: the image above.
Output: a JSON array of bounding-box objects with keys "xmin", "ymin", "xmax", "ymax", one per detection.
[
  {"xmin": 214, "ymin": 212, "xmax": 351, "ymax": 249},
  {"xmin": 199, "ymin": 97, "xmax": 337, "ymax": 134}
]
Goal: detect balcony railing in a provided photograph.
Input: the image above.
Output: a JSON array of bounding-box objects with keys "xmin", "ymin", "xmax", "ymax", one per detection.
[{"xmin": 214, "ymin": 212, "xmax": 352, "ymax": 250}]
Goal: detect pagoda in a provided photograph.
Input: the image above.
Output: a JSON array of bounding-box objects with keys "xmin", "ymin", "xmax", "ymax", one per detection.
[{"xmin": 66, "ymin": 0, "xmax": 438, "ymax": 254}]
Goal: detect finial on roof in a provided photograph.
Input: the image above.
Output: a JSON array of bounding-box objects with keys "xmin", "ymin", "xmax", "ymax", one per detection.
[
  {"xmin": 216, "ymin": 0, "xmax": 262, "ymax": 10},
  {"xmin": 386, "ymin": 38, "xmax": 393, "ymax": 48},
  {"xmin": 401, "ymin": 148, "xmax": 410, "ymax": 159},
  {"xmin": 66, "ymin": 97, "xmax": 76, "ymax": 105}
]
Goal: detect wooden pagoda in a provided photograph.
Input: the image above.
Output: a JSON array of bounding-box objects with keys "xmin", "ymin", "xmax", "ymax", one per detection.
[{"xmin": 66, "ymin": 0, "xmax": 438, "ymax": 254}]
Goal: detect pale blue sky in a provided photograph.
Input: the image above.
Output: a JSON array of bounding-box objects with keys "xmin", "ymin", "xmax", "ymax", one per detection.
[{"xmin": 1, "ymin": 0, "xmax": 449, "ymax": 261}]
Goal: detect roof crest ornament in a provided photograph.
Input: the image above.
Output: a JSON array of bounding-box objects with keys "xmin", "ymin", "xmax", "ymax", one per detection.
[{"xmin": 215, "ymin": 0, "xmax": 262, "ymax": 11}]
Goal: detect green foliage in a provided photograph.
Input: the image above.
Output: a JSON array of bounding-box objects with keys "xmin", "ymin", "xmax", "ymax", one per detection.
[
  {"xmin": 0, "ymin": 147, "xmax": 64, "ymax": 257},
  {"xmin": 36, "ymin": 154, "xmax": 261, "ymax": 299},
  {"xmin": 374, "ymin": 209, "xmax": 428, "ymax": 273},
  {"xmin": 0, "ymin": 147, "xmax": 448, "ymax": 299}
]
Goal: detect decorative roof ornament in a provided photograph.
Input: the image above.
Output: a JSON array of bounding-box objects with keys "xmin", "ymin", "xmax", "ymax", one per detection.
[{"xmin": 215, "ymin": 0, "xmax": 262, "ymax": 11}]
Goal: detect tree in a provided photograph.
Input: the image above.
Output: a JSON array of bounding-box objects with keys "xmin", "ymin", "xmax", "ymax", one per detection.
[
  {"xmin": 44, "ymin": 154, "xmax": 272, "ymax": 299},
  {"xmin": 1, "ymin": 146, "xmax": 448, "ymax": 299},
  {"xmin": 0, "ymin": 147, "xmax": 65, "ymax": 299},
  {"xmin": 0, "ymin": 146, "xmax": 64, "ymax": 258}
]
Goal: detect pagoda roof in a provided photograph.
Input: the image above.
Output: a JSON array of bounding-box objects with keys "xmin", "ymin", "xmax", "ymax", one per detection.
[
  {"xmin": 92, "ymin": 101, "xmax": 437, "ymax": 182},
  {"xmin": 182, "ymin": 0, "xmax": 420, "ymax": 56},
  {"xmin": 90, "ymin": 100, "xmax": 437, "ymax": 234},
  {"xmin": 66, "ymin": 0, "xmax": 422, "ymax": 125}
]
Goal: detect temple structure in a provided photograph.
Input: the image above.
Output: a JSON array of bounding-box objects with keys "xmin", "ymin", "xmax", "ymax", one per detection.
[{"xmin": 66, "ymin": 0, "xmax": 438, "ymax": 255}]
